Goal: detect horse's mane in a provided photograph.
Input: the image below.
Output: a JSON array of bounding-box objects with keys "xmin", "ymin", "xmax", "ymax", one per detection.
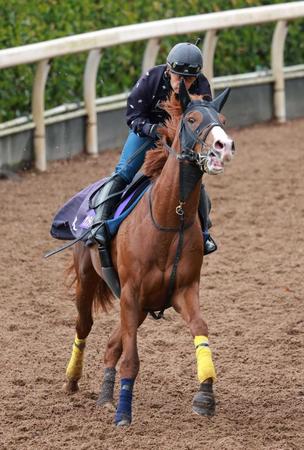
[{"xmin": 142, "ymin": 92, "xmax": 203, "ymax": 179}]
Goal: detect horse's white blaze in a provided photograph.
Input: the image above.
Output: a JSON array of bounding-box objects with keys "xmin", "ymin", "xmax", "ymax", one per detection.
[{"xmin": 211, "ymin": 126, "xmax": 234, "ymax": 163}]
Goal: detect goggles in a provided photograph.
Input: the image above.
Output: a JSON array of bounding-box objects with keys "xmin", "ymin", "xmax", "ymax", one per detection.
[{"xmin": 169, "ymin": 62, "xmax": 201, "ymax": 76}]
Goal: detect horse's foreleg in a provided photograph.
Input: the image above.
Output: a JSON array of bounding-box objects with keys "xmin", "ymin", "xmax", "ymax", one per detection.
[
  {"xmin": 173, "ymin": 285, "xmax": 216, "ymax": 416},
  {"xmin": 65, "ymin": 247, "xmax": 99, "ymax": 393},
  {"xmin": 97, "ymin": 308, "xmax": 148, "ymax": 422},
  {"xmin": 114, "ymin": 292, "xmax": 146, "ymax": 427}
]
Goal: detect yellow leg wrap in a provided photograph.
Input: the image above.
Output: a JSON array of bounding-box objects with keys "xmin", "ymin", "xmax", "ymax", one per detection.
[
  {"xmin": 194, "ymin": 335, "xmax": 216, "ymax": 383},
  {"xmin": 66, "ymin": 335, "xmax": 86, "ymax": 381}
]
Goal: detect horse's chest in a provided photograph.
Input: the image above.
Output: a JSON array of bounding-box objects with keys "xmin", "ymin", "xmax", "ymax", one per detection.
[
  {"xmin": 139, "ymin": 270, "xmax": 173, "ymax": 308},
  {"xmin": 139, "ymin": 249, "xmax": 202, "ymax": 306},
  {"xmin": 117, "ymin": 222, "xmax": 203, "ymax": 307}
]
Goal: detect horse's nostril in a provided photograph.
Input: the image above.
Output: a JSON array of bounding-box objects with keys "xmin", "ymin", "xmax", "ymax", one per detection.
[
  {"xmin": 231, "ymin": 141, "xmax": 236, "ymax": 153},
  {"xmin": 214, "ymin": 140, "xmax": 224, "ymax": 150}
]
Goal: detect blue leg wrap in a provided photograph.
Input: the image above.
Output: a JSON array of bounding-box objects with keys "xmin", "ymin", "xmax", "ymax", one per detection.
[{"xmin": 115, "ymin": 378, "xmax": 135, "ymax": 425}]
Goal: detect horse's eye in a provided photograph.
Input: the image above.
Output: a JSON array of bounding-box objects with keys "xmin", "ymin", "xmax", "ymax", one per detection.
[{"xmin": 188, "ymin": 117, "xmax": 195, "ymax": 124}]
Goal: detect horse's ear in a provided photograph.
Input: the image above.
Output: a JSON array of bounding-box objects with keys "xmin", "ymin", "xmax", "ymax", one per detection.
[
  {"xmin": 179, "ymin": 79, "xmax": 191, "ymax": 112},
  {"xmin": 211, "ymin": 87, "xmax": 231, "ymax": 112}
]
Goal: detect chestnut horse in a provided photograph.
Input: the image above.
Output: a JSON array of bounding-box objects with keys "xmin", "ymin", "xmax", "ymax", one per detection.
[{"xmin": 64, "ymin": 81, "xmax": 235, "ymax": 426}]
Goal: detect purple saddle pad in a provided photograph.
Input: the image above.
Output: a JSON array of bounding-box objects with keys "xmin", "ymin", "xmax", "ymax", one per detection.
[
  {"xmin": 50, "ymin": 178, "xmax": 108, "ymax": 240},
  {"xmin": 50, "ymin": 175, "xmax": 151, "ymax": 241}
]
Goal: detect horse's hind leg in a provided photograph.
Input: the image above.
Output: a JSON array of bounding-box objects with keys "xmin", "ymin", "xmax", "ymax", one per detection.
[
  {"xmin": 64, "ymin": 244, "xmax": 99, "ymax": 393},
  {"xmin": 96, "ymin": 324, "xmax": 122, "ymax": 409}
]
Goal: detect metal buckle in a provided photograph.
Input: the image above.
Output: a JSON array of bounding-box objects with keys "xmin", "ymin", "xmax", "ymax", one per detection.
[{"xmin": 176, "ymin": 202, "xmax": 185, "ymax": 216}]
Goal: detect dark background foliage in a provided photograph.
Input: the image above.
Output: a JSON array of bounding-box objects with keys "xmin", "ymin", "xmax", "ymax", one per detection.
[{"xmin": 0, "ymin": 0, "xmax": 303, "ymax": 122}]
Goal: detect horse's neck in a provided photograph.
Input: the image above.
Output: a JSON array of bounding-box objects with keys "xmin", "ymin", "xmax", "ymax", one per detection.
[{"xmin": 152, "ymin": 144, "xmax": 201, "ymax": 229}]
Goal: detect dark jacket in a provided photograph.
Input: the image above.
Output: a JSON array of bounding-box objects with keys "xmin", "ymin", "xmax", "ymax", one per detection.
[{"xmin": 126, "ymin": 64, "xmax": 212, "ymax": 137}]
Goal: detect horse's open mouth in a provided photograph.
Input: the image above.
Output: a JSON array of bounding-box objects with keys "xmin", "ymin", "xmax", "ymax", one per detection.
[{"xmin": 205, "ymin": 154, "xmax": 224, "ymax": 175}]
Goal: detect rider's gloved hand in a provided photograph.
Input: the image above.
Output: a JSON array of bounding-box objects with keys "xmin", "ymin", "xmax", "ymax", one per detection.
[{"xmin": 142, "ymin": 122, "xmax": 161, "ymax": 139}]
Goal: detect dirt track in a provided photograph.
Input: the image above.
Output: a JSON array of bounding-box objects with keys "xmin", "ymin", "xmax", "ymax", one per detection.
[{"xmin": 1, "ymin": 118, "xmax": 303, "ymax": 450}]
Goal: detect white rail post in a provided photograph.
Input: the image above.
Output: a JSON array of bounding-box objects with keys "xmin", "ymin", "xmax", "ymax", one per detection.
[
  {"xmin": 271, "ymin": 20, "xmax": 288, "ymax": 123},
  {"xmin": 203, "ymin": 30, "xmax": 218, "ymax": 97},
  {"xmin": 84, "ymin": 49, "xmax": 102, "ymax": 156},
  {"xmin": 32, "ymin": 59, "xmax": 50, "ymax": 171},
  {"xmin": 142, "ymin": 38, "xmax": 160, "ymax": 74}
]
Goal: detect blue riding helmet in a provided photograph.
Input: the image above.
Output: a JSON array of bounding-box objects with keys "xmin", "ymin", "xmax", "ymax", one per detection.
[{"xmin": 167, "ymin": 42, "xmax": 203, "ymax": 77}]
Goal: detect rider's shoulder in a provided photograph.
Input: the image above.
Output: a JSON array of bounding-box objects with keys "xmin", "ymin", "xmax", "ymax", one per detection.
[
  {"xmin": 131, "ymin": 65, "xmax": 166, "ymax": 94},
  {"xmin": 140, "ymin": 65, "xmax": 167, "ymax": 82}
]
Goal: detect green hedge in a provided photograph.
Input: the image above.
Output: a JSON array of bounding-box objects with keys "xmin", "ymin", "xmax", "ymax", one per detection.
[{"xmin": 0, "ymin": 0, "xmax": 303, "ymax": 122}]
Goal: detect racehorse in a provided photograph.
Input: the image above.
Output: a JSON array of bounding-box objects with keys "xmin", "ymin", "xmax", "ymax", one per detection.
[{"xmin": 64, "ymin": 80, "xmax": 235, "ymax": 426}]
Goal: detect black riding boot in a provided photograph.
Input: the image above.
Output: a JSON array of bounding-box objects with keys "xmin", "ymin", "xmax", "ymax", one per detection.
[
  {"xmin": 199, "ymin": 184, "xmax": 217, "ymax": 255},
  {"xmin": 90, "ymin": 174, "xmax": 127, "ymax": 250},
  {"xmin": 89, "ymin": 175, "xmax": 127, "ymax": 298}
]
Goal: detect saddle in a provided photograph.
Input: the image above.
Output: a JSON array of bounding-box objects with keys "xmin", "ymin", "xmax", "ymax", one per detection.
[{"xmin": 50, "ymin": 173, "xmax": 151, "ymax": 242}]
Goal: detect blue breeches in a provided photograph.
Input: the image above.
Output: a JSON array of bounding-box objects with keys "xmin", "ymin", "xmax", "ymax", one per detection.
[{"xmin": 114, "ymin": 131, "xmax": 155, "ymax": 183}]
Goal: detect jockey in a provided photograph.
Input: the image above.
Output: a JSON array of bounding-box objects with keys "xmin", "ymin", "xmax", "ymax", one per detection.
[{"xmin": 89, "ymin": 42, "xmax": 217, "ymax": 258}]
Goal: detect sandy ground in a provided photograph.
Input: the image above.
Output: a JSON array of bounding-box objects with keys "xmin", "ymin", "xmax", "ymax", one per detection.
[{"xmin": 1, "ymin": 118, "xmax": 303, "ymax": 450}]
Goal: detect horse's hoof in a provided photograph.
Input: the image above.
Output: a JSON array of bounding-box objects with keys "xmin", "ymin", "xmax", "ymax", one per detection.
[
  {"xmin": 116, "ymin": 418, "xmax": 131, "ymax": 427},
  {"xmin": 63, "ymin": 379, "xmax": 79, "ymax": 393},
  {"xmin": 192, "ymin": 382, "xmax": 215, "ymax": 417},
  {"xmin": 115, "ymin": 413, "xmax": 132, "ymax": 427}
]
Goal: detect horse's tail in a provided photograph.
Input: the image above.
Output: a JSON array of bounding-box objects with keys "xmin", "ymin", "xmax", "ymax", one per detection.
[
  {"xmin": 65, "ymin": 243, "xmax": 114, "ymax": 313},
  {"xmin": 92, "ymin": 273, "xmax": 114, "ymax": 313}
]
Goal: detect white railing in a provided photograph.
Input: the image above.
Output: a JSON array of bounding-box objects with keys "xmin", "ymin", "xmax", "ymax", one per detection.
[{"xmin": 0, "ymin": 2, "xmax": 303, "ymax": 171}]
